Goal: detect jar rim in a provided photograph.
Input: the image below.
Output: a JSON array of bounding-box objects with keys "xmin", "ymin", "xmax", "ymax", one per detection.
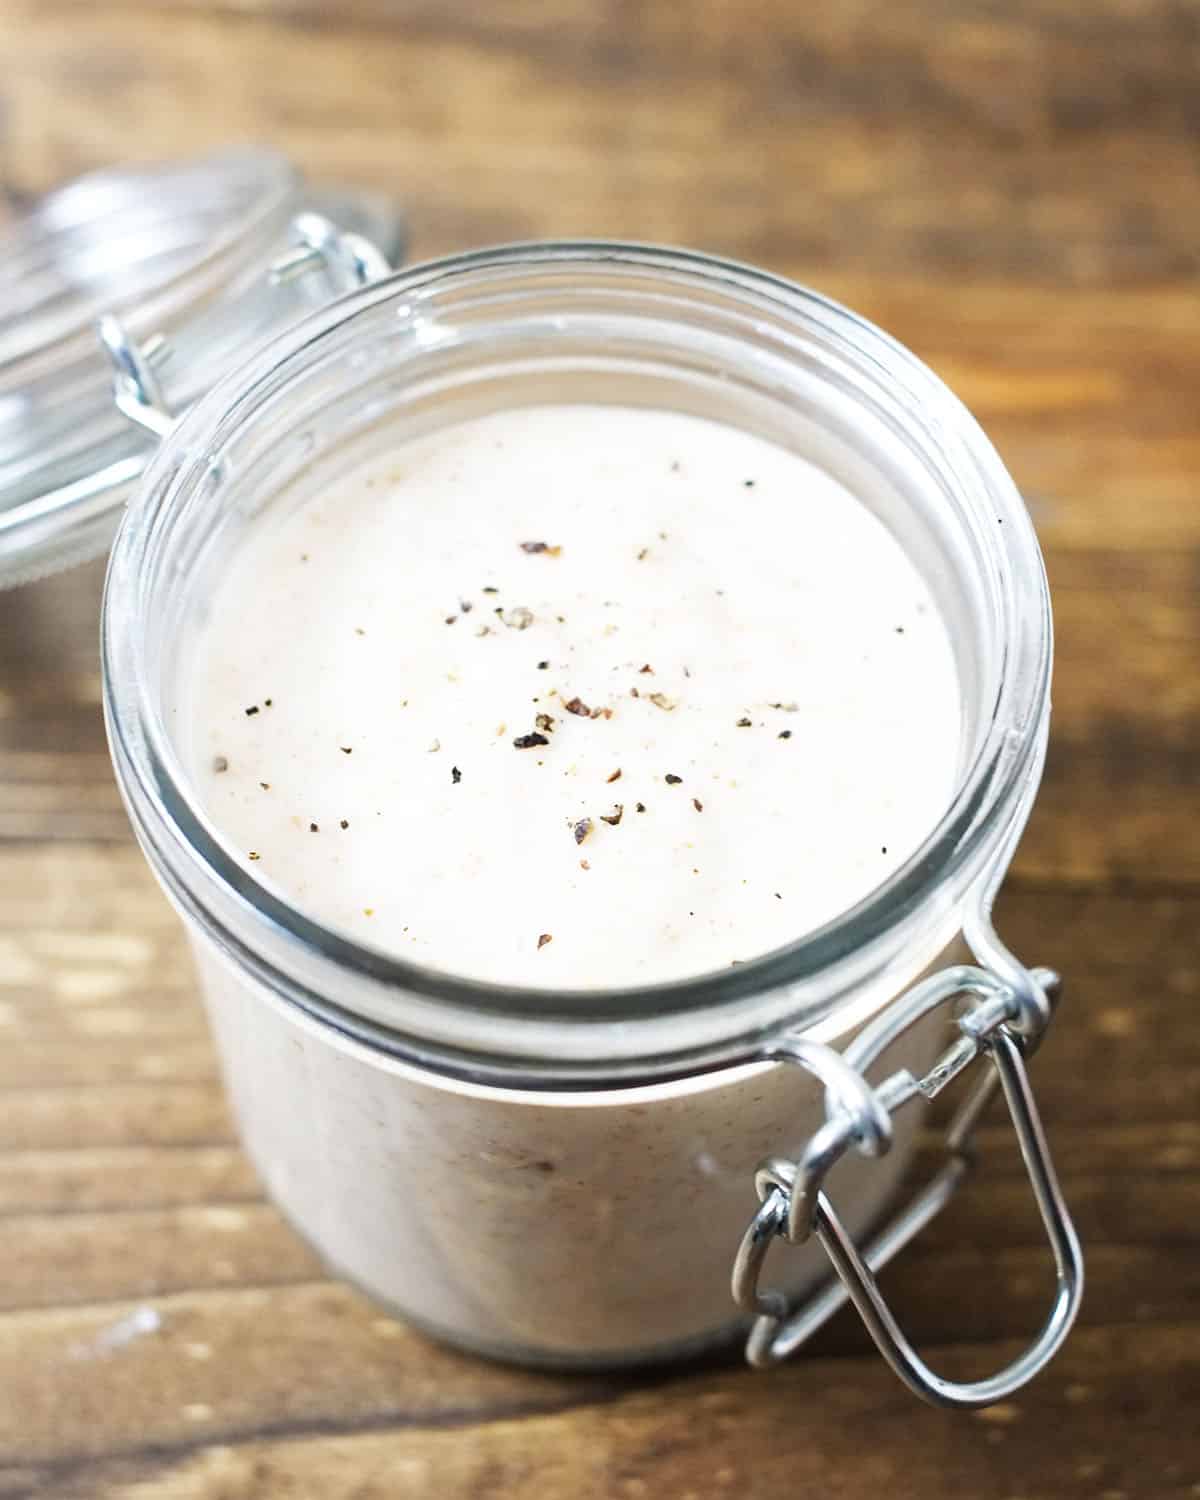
[{"xmin": 102, "ymin": 241, "xmax": 1052, "ymax": 1083}]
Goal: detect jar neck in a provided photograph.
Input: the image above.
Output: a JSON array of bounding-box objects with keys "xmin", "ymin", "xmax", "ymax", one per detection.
[{"xmin": 102, "ymin": 243, "xmax": 1051, "ymax": 1086}]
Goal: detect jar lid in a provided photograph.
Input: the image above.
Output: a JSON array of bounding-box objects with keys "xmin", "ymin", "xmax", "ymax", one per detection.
[{"xmin": 0, "ymin": 148, "xmax": 405, "ymax": 588}]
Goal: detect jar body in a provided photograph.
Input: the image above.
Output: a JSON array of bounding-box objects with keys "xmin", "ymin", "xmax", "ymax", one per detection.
[
  {"xmin": 103, "ymin": 243, "xmax": 1054, "ymax": 1371},
  {"xmin": 192, "ymin": 929, "xmax": 952, "ymax": 1364}
]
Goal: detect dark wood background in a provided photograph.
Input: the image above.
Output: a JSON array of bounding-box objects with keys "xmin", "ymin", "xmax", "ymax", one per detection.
[{"xmin": 1, "ymin": 2, "xmax": 1198, "ymax": 1496}]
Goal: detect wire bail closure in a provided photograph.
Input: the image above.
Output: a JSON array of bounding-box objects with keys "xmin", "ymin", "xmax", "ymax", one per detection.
[
  {"xmin": 731, "ymin": 951, "xmax": 1083, "ymax": 1410},
  {"xmin": 98, "ymin": 212, "xmax": 392, "ymax": 439}
]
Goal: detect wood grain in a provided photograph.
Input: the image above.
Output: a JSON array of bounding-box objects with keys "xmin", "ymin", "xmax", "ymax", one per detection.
[{"xmin": 1, "ymin": 0, "xmax": 1198, "ymax": 1496}]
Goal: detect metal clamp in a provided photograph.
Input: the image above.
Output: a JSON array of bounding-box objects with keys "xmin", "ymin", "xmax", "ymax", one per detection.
[
  {"xmin": 98, "ymin": 212, "xmax": 391, "ymax": 438},
  {"xmin": 732, "ymin": 958, "xmax": 1083, "ymax": 1410}
]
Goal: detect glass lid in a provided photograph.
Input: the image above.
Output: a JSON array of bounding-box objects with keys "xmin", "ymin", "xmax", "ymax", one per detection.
[{"xmin": 0, "ymin": 147, "xmax": 406, "ymax": 588}]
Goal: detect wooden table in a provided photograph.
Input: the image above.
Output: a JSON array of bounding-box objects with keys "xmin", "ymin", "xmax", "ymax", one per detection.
[{"xmin": 1, "ymin": 2, "xmax": 1198, "ymax": 1495}]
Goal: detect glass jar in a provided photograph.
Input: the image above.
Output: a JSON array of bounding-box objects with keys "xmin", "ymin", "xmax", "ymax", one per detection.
[{"xmin": 100, "ymin": 243, "xmax": 1081, "ymax": 1406}]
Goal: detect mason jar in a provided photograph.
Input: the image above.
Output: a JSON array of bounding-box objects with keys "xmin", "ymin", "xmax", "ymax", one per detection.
[{"xmin": 93, "ymin": 241, "xmax": 1081, "ymax": 1408}]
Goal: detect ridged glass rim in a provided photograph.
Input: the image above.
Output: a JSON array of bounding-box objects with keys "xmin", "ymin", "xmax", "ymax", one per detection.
[{"xmin": 102, "ymin": 242, "xmax": 1052, "ymax": 1082}]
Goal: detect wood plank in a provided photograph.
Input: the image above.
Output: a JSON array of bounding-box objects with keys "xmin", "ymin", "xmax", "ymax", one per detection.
[
  {"xmin": 0, "ymin": 1203, "xmax": 321, "ymax": 1312},
  {"xmin": 1016, "ymin": 549, "xmax": 1200, "ymax": 885},
  {"xmin": 1046, "ymin": 552, "xmax": 1200, "ymax": 742},
  {"xmin": 0, "ymin": 1146, "xmax": 257, "ymax": 1216},
  {"xmin": 0, "ymin": 1314, "xmax": 1196, "ymax": 1497},
  {"xmin": 0, "ymin": 1033, "xmax": 214, "ymax": 1087},
  {"xmin": 0, "ymin": 848, "xmax": 178, "ymax": 934},
  {"xmin": 0, "ymin": 1284, "xmax": 621, "ymax": 1469},
  {"xmin": 0, "ymin": 558, "xmax": 129, "ymax": 843},
  {"xmin": 0, "ymin": 1083, "xmax": 233, "ymax": 1151},
  {"xmin": 1, "ymin": 3, "xmax": 1198, "ymax": 293}
]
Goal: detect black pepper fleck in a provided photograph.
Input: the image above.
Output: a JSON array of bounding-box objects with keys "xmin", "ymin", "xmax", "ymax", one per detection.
[
  {"xmin": 639, "ymin": 663, "xmax": 654, "ymax": 674},
  {"xmin": 520, "ymin": 541, "xmax": 562, "ymax": 556},
  {"xmin": 248, "ymin": 851, "xmax": 260, "ymax": 861},
  {"xmin": 564, "ymin": 696, "xmax": 591, "ymax": 717},
  {"xmin": 259, "ymin": 782, "xmax": 270, "ymax": 790},
  {"xmin": 778, "ymin": 730, "xmax": 792, "ymax": 740},
  {"xmin": 482, "ymin": 586, "xmax": 499, "ymax": 594},
  {"xmin": 743, "ymin": 479, "xmax": 756, "ymax": 488},
  {"xmin": 340, "ymin": 746, "xmax": 353, "ymax": 754},
  {"xmin": 461, "ymin": 600, "xmax": 473, "ymax": 613},
  {"xmin": 513, "ymin": 732, "xmax": 550, "ymax": 749},
  {"xmin": 636, "ymin": 801, "xmax": 646, "ymax": 812},
  {"xmin": 665, "ymin": 774, "xmax": 682, "ymax": 785},
  {"xmin": 212, "ymin": 755, "xmax": 229, "ymax": 774},
  {"xmin": 693, "ymin": 798, "xmax": 704, "ymax": 812},
  {"xmin": 600, "ymin": 804, "xmax": 624, "ymax": 827},
  {"xmin": 340, "ymin": 819, "xmax": 349, "ymax": 829},
  {"xmin": 309, "ymin": 822, "xmax": 319, "ymax": 833},
  {"xmin": 244, "ymin": 705, "xmax": 260, "ymax": 717},
  {"xmin": 537, "ymin": 660, "xmax": 550, "ymax": 670},
  {"xmin": 573, "ymin": 818, "xmax": 593, "ymax": 845},
  {"xmin": 451, "ymin": 766, "xmax": 462, "ymax": 784},
  {"xmin": 737, "ymin": 717, "xmax": 752, "ymax": 728}
]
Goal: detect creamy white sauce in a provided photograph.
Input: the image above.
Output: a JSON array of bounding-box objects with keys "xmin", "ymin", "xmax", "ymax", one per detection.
[{"xmin": 177, "ymin": 404, "xmax": 962, "ymax": 989}]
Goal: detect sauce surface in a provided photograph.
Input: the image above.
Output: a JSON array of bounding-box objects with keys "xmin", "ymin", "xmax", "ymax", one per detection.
[{"xmin": 178, "ymin": 404, "xmax": 962, "ymax": 988}]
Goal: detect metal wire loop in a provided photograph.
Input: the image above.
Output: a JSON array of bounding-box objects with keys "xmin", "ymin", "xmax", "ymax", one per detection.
[
  {"xmin": 732, "ymin": 958, "xmax": 1082, "ymax": 1409},
  {"xmin": 755, "ymin": 1034, "xmax": 894, "ymax": 1242},
  {"xmin": 99, "ymin": 213, "xmax": 391, "ymax": 439}
]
